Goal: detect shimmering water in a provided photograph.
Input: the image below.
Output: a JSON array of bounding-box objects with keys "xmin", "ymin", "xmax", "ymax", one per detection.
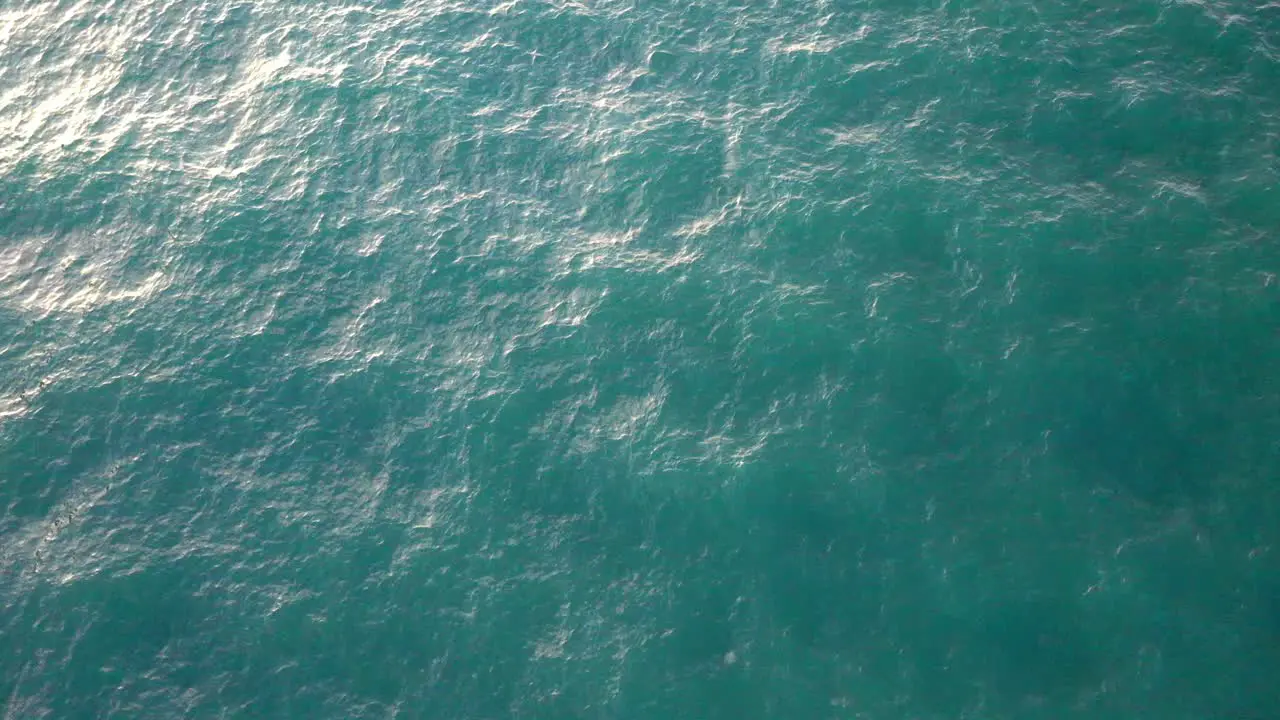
[{"xmin": 2, "ymin": 0, "xmax": 1279, "ymax": 717}]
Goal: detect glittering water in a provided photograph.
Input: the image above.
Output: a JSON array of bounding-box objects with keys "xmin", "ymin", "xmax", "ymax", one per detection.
[{"xmin": 2, "ymin": 0, "xmax": 1279, "ymax": 717}]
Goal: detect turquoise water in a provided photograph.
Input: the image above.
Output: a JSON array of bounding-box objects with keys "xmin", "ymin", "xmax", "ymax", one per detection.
[{"xmin": 2, "ymin": 0, "xmax": 1279, "ymax": 716}]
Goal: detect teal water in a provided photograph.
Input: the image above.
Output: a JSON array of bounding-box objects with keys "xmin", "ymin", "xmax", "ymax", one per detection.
[{"xmin": 2, "ymin": 0, "xmax": 1279, "ymax": 716}]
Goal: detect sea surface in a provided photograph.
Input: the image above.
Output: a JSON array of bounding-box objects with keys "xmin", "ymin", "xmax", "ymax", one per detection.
[{"xmin": 2, "ymin": 0, "xmax": 1279, "ymax": 717}]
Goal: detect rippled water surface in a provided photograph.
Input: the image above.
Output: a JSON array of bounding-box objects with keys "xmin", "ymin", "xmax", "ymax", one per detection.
[{"xmin": 2, "ymin": 0, "xmax": 1279, "ymax": 717}]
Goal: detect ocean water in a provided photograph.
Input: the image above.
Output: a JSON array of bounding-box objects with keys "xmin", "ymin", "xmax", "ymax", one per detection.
[{"xmin": 2, "ymin": 0, "xmax": 1279, "ymax": 716}]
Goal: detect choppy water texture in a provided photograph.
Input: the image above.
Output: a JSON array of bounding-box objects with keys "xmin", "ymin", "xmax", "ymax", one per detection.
[{"xmin": 2, "ymin": 0, "xmax": 1279, "ymax": 716}]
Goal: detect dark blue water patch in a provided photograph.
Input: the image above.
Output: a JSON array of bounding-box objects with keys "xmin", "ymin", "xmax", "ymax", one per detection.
[
  {"xmin": 215, "ymin": 519, "xmax": 566, "ymax": 716},
  {"xmin": 891, "ymin": 609, "xmax": 983, "ymax": 718},
  {"xmin": 1231, "ymin": 571, "xmax": 1280, "ymax": 716},
  {"xmin": 659, "ymin": 571, "xmax": 744, "ymax": 668},
  {"xmin": 1106, "ymin": 559, "xmax": 1280, "ymax": 720},
  {"xmin": 0, "ymin": 159, "xmax": 142, "ymax": 238},
  {"xmin": 4, "ymin": 559, "xmax": 221, "ymax": 719},
  {"xmin": 4, "ymin": 0, "xmax": 1280, "ymax": 714},
  {"xmin": 117, "ymin": 3, "xmax": 257, "ymax": 91},
  {"xmin": 613, "ymin": 644, "xmax": 766, "ymax": 720},
  {"xmin": 1038, "ymin": 363, "xmax": 1212, "ymax": 508},
  {"xmin": 972, "ymin": 594, "xmax": 1103, "ymax": 705},
  {"xmin": 234, "ymin": 597, "xmax": 416, "ymax": 716},
  {"xmin": 862, "ymin": 325, "xmax": 965, "ymax": 463},
  {"xmin": 734, "ymin": 434, "xmax": 890, "ymax": 651},
  {"xmin": 573, "ymin": 117, "xmax": 727, "ymax": 237},
  {"xmin": 1032, "ymin": 272, "xmax": 1278, "ymax": 509},
  {"xmin": 0, "ymin": 386, "xmax": 119, "ymax": 524}
]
